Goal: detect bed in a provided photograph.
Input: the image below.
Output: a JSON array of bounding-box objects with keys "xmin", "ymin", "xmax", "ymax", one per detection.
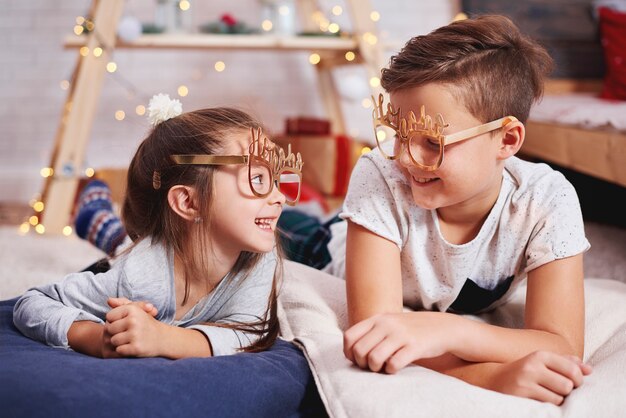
[
  {"xmin": 278, "ymin": 261, "xmax": 626, "ymax": 418},
  {"xmin": 521, "ymin": 80, "xmax": 626, "ymax": 188}
]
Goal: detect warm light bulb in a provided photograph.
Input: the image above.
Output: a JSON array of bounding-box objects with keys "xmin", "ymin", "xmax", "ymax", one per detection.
[
  {"xmin": 179, "ymin": 0, "xmax": 190, "ymax": 11},
  {"xmin": 76, "ymin": 16, "xmax": 85, "ymax": 25},
  {"xmin": 262, "ymin": 20, "xmax": 273, "ymax": 31},
  {"xmin": 345, "ymin": 51, "xmax": 356, "ymax": 61},
  {"xmin": 79, "ymin": 47, "xmax": 89, "ymax": 57},
  {"xmin": 18, "ymin": 223, "xmax": 30, "ymax": 235},
  {"xmin": 40, "ymin": 167, "xmax": 54, "ymax": 178},
  {"xmin": 178, "ymin": 85, "xmax": 189, "ymax": 97},
  {"xmin": 370, "ymin": 11, "xmax": 380, "ymax": 22},
  {"xmin": 35, "ymin": 224, "xmax": 45, "ymax": 234},
  {"xmin": 369, "ymin": 77, "xmax": 381, "ymax": 87},
  {"xmin": 135, "ymin": 105, "xmax": 146, "ymax": 116},
  {"xmin": 361, "ymin": 98, "xmax": 372, "ymax": 108},
  {"xmin": 215, "ymin": 61, "xmax": 226, "ymax": 72},
  {"xmin": 63, "ymin": 226, "xmax": 73, "ymax": 236},
  {"xmin": 93, "ymin": 47, "xmax": 103, "ymax": 57},
  {"xmin": 73, "ymin": 25, "xmax": 84, "ymax": 35},
  {"xmin": 85, "ymin": 167, "xmax": 95, "ymax": 177},
  {"xmin": 106, "ymin": 62, "xmax": 117, "ymax": 73},
  {"xmin": 33, "ymin": 202, "xmax": 44, "ymax": 212},
  {"xmin": 453, "ymin": 12, "xmax": 468, "ymax": 21},
  {"xmin": 332, "ymin": 6, "xmax": 343, "ymax": 16},
  {"xmin": 328, "ymin": 23, "xmax": 340, "ymax": 33},
  {"xmin": 309, "ymin": 53, "xmax": 321, "ymax": 65},
  {"xmin": 279, "ymin": 5, "xmax": 290, "ymax": 15},
  {"xmin": 29, "ymin": 215, "xmax": 39, "ymax": 226},
  {"xmin": 115, "ymin": 110, "xmax": 125, "ymax": 121},
  {"xmin": 360, "ymin": 146, "xmax": 372, "ymax": 155},
  {"xmin": 60, "ymin": 80, "xmax": 70, "ymax": 90}
]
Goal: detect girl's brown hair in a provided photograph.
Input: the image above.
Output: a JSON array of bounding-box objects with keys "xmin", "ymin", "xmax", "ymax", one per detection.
[
  {"xmin": 122, "ymin": 107, "xmax": 280, "ymax": 352},
  {"xmin": 381, "ymin": 15, "xmax": 554, "ymax": 123}
]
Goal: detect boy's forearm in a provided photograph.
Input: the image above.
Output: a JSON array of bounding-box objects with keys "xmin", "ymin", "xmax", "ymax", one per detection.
[
  {"xmin": 449, "ymin": 316, "xmax": 580, "ymax": 362},
  {"xmin": 415, "ymin": 353, "xmax": 500, "ymax": 390},
  {"xmin": 67, "ymin": 321, "xmax": 105, "ymax": 358},
  {"xmin": 159, "ymin": 325, "xmax": 213, "ymax": 359}
]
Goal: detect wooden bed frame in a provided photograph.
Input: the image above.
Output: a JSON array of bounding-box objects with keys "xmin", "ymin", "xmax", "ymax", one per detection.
[{"xmin": 520, "ymin": 79, "xmax": 626, "ymax": 188}]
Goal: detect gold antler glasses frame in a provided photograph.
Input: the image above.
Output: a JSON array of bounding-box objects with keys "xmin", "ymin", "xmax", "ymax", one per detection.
[
  {"xmin": 171, "ymin": 128, "xmax": 304, "ymax": 206},
  {"xmin": 371, "ymin": 94, "xmax": 518, "ymax": 171}
]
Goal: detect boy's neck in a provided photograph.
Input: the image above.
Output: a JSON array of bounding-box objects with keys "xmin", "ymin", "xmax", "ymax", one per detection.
[{"xmin": 436, "ymin": 175, "xmax": 503, "ymax": 244}]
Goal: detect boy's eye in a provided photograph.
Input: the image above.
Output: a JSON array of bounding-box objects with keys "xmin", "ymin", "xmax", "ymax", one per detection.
[{"xmin": 251, "ymin": 174, "xmax": 264, "ymax": 184}]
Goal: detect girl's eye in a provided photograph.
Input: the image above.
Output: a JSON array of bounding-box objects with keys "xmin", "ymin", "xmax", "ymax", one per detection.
[{"xmin": 251, "ymin": 174, "xmax": 264, "ymax": 184}]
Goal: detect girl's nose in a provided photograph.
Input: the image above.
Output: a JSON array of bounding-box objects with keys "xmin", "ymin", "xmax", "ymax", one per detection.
[{"xmin": 270, "ymin": 180, "xmax": 287, "ymax": 205}]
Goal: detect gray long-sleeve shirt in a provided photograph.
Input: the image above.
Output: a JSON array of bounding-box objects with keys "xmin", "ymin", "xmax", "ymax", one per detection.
[{"xmin": 13, "ymin": 238, "xmax": 277, "ymax": 356}]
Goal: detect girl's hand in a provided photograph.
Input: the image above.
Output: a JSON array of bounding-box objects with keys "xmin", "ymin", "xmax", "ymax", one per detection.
[
  {"xmin": 488, "ymin": 351, "xmax": 592, "ymax": 405},
  {"xmin": 107, "ymin": 297, "xmax": 158, "ymax": 318},
  {"xmin": 343, "ymin": 312, "xmax": 458, "ymax": 374},
  {"xmin": 104, "ymin": 304, "xmax": 166, "ymax": 357}
]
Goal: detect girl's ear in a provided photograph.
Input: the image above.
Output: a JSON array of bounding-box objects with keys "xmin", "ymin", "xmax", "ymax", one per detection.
[
  {"xmin": 497, "ymin": 119, "xmax": 525, "ymax": 160},
  {"xmin": 167, "ymin": 185, "xmax": 199, "ymax": 221}
]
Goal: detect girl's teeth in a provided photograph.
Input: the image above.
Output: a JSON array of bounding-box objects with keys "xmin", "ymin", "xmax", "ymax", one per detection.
[{"xmin": 255, "ymin": 218, "xmax": 273, "ymax": 229}]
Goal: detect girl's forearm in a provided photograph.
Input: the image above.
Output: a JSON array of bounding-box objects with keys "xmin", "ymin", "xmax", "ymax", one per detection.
[
  {"xmin": 158, "ymin": 325, "xmax": 213, "ymax": 359},
  {"xmin": 448, "ymin": 315, "xmax": 581, "ymax": 362},
  {"xmin": 67, "ymin": 321, "xmax": 105, "ymax": 358}
]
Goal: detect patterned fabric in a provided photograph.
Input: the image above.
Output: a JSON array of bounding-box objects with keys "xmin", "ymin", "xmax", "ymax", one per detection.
[
  {"xmin": 278, "ymin": 210, "xmax": 342, "ymax": 270},
  {"xmin": 74, "ymin": 180, "xmax": 127, "ymax": 256}
]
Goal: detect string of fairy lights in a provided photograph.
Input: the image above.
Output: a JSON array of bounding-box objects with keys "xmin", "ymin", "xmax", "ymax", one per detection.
[{"xmin": 22, "ymin": 1, "xmax": 387, "ymax": 236}]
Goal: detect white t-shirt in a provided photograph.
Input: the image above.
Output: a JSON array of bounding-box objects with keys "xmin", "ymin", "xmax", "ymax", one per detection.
[{"xmin": 324, "ymin": 148, "xmax": 590, "ymax": 314}]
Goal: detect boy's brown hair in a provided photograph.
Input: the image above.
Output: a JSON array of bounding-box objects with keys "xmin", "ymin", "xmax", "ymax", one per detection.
[{"xmin": 381, "ymin": 15, "xmax": 554, "ymax": 123}]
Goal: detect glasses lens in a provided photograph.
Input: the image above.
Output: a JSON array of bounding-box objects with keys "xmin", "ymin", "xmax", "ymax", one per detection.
[
  {"xmin": 408, "ymin": 132, "xmax": 442, "ymax": 169},
  {"xmin": 277, "ymin": 169, "xmax": 301, "ymax": 204},
  {"xmin": 248, "ymin": 160, "xmax": 272, "ymax": 197},
  {"xmin": 373, "ymin": 123, "xmax": 399, "ymax": 159}
]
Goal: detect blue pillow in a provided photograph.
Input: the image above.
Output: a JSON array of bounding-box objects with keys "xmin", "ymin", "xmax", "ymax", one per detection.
[{"xmin": 0, "ymin": 298, "xmax": 326, "ymax": 418}]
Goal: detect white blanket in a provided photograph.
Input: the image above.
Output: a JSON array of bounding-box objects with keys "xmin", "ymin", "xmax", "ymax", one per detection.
[{"xmin": 278, "ymin": 260, "xmax": 626, "ymax": 418}]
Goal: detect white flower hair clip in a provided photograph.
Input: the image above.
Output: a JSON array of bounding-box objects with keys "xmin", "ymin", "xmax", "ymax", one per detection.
[{"xmin": 147, "ymin": 93, "xmax": 183, "ymax": 126}]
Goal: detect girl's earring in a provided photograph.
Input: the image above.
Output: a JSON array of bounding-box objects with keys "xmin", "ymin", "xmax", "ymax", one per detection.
[{"xmin": 194, "ymin": 216, "xmax": 202, "ymax": 224}]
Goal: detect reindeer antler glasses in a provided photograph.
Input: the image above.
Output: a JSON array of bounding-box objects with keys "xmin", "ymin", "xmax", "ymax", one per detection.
[
  {"xmin": 171, "ymin": 128, "xmax": 304, "ymax": 206},
  {"xmin": 372, "ymin": 94, "xmax": 518, "ymax": 171}
]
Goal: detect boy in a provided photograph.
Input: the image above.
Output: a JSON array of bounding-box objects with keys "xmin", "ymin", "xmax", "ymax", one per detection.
[{"xmin": 330, "ymin": 15, "xmax": 592, "ymax": 405}]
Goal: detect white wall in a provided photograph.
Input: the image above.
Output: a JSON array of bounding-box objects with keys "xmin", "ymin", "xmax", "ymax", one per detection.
[{"xmin": 0, "ymin": 0, "xmax": 458, "ymax": 203}]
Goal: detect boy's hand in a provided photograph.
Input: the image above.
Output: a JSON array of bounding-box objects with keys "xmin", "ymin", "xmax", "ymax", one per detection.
[
  {"xmin": 488, "ymin": 351, "xmax": 592, "ymax": 405},
  {"xmin": 107, "ymin": 297, "xmax": 158, "ymax": 317},
  {"xmin": 104, "ymin": 304, "xmax": 166, "ymax": 357},
  {"xmin": 343, "ymin": 311, "xmax": 457, "ymax": 373}
]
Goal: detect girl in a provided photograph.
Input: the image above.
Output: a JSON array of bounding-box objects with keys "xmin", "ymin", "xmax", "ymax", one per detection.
[{"xmin": 13, "ymin": 94, "xmax": 304, "ymax": 359}]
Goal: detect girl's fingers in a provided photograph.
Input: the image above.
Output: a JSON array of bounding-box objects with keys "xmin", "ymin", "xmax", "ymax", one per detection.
[
  {"xmin": 105, "ymin": 305, "xmax": 129, "ymax": 323},
  {"xmin": 107, "ymin": 297, "xmax": 132, "ymax": 308},
  {"xmin": 109, "ymin": 331, "xmax": 132, "ymax": 348},
  {"xmin": 105, "ymin": 318, "xmax": 129, "ymax": 336}
]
